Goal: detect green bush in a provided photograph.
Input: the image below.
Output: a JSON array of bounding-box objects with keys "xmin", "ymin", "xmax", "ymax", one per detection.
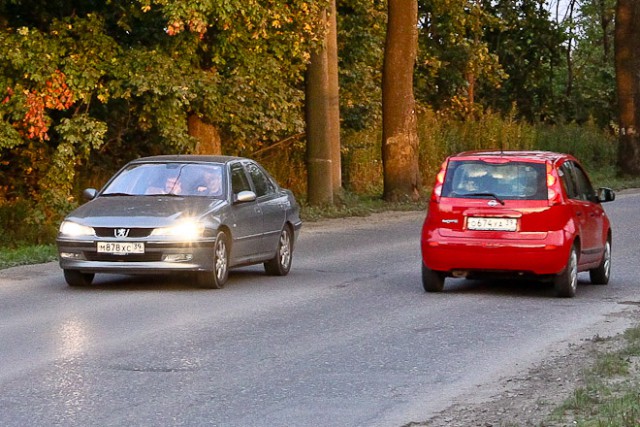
[{"xmin": 0, "ymin": 199, "xmax": 59, "ymax": 248}]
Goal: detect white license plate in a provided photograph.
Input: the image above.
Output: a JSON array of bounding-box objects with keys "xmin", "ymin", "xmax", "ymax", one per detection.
[
  {"xmin": 467, "ymin": 217, "xmax": 517, "ymax": 231},
  {"xmin": 97, "ymin": 242, "xmax": 145, "ymax": 254}
]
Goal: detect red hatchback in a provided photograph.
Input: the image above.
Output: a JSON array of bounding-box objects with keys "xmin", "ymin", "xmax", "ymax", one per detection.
[{"xmin": 420, "ymin": 151, "xmax": 615, "ymax": 297}]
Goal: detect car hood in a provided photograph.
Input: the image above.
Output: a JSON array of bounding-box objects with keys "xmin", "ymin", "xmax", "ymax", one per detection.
[{"xmin": 65, "ymin": 196, "xmax": 226, "ymax": 228}]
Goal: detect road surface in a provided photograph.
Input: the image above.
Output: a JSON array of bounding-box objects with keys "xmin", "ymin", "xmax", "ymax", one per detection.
[{"xmin": 1, "ymin": 192, "xmax": 638, "ymax": 426}]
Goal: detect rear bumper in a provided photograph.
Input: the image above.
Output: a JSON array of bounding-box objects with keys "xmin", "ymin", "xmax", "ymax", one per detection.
[{"xmin": 421, "ymin": 229, "xmax": 571, "ymax": 276}]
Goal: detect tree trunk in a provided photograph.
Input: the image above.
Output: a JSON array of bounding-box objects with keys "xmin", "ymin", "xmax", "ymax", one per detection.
[
  {"xmin": 188, "ymin": 114, "xmax": 221, "ymax": 155},
  {"xmin": 615, "ymin": 0, "xmax": 640, "ymax": 175},
  {"xmin": 305, "ymin": 9, "xmax": 333, "ymax": 205},
  {"xmin": 381, "ymin": 0, "xmax": 420, "ymax": 202},
  {"xmin": 327, "ymin": 0, "xmax": 342, "ymax": 193}
]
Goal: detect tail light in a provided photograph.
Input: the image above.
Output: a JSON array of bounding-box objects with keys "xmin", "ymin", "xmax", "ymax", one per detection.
[
  {"xmin": 431, "ymin": 161, "xmax": 448, "ymax": 202},
  {"xmin": 546, "ymin": 162, "xmax": 563, "ymax": 205}
]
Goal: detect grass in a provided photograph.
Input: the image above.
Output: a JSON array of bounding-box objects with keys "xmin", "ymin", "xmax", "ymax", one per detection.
[
  {"xmin": 0, "ymin": 244, "xmax": 58, "ymax": 270},
  {"xmin": 549, "ymin": 325, "xmax": 640, "ymax": 426}
]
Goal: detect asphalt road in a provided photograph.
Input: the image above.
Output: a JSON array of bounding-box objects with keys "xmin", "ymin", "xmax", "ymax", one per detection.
[{"xmin": 1, "ymin": 192, "xmax": 639, "ymax": 427}]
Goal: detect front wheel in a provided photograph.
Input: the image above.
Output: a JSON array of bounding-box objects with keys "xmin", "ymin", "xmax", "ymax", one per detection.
[
  {"xmin": 264, "ymin": 226, "xmax": 293, "ymax": 276},
  {"xmin": 589, "ymin": 238, "xmax": 611, "ymax": 285},
  {"xmin": 197, "ymin": 231, "xmax": 229, "ymax": 289},
  {"xmin": 422, "ymin": 264, "xmax": 445, "ymax": 292},
  {"xmin": 555, "ymin": 245, "xmax": 578, "ymax": 298},
  {"xmin": 64, "ymin": 269, "xmax": 94, "ymax": 287}
]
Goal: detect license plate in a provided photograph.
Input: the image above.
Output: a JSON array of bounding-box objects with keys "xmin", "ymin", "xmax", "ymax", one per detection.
[
  {"xmin": 467, "ymin": 217, "xmax": 517, "ymax": 231},
  {"xmin": 97, "ymin": 242, "xmax": 145, "ymax": 254}
]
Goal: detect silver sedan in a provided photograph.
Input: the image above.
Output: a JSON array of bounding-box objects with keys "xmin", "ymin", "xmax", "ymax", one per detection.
[{"xmin": 56, "ymin": 155, "xmax": 302, "ymax": 288}]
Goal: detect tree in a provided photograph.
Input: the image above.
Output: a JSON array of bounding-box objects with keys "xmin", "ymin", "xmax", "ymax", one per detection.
[
  {"xmin": 306, "ymin": 1, "xmax": 341, "ymax": 205},
  {"xmin": 381, "ymin": 0, "xmax": 420, "ymax": 202},
  {"xmin": 0, "ymin": 0, "xmax": 328, "ymax": 234},
  {"xmin": 306, "ymin": 8, "xmax": 334, "ymax": 205},
  {"xmin": 480, "ymin": 0, "xmax": 565, "ymax": 122},
  {"xmin": 561, "ymin": 0, "xmax": 616, "ymax": 126},
  {"xmin": 417, "ymin": 0, "xmax": 505, "ymax": 114},
  {"xmin": 615, "ymin": 0, "xmax": 640, "ymax": 175}
]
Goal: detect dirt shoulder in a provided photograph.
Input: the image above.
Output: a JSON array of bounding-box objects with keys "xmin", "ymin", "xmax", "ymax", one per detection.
[{"xmin": 409, "ymin": 307, "xmax": 639, "ymax": 427}]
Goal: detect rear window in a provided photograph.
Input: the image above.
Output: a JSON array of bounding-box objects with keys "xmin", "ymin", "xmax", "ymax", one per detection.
[{"xmin": 442, "ymin": 160, "xmax": 547, "ymax": 200}]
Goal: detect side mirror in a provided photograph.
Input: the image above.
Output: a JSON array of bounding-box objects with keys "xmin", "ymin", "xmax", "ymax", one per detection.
[
  {"xmin": 597, "ymin": 187, "xmax": 615, "ymax": 203},
  {"xmin": 234, "ymin": 190, "xmax": 257, "ymax": 204},
  {"xmin": 82, "ymin": 188, "xmax": 98, "ymax": 201}
]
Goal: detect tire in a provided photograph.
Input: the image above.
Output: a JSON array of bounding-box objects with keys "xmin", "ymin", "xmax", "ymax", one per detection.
[
  {"xmin": 264, "ymin": 226, "xmax": 293, "ymax": 276},
  {"xmin": 64, "ymin": 269, "xmax": 94, "ymax": 287},
  {"xmin": 589, "ymin": 238, "xmax": 611, "ymax": 285},
  {"xmin": 197, "ymin": 231, "xmax": 229, "ymax": 289},
  {"xmin": 422, "ymin": 263, "xmax": 445, "ymax": 293},
  {"xmin": 555, "ymin": 245, "xmax": 578, "ymax": 298}
]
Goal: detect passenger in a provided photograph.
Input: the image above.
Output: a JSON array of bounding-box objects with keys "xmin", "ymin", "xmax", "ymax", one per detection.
[{"xmin": 196, "ymin": 169, "xmax": 223, "ymax": 196}]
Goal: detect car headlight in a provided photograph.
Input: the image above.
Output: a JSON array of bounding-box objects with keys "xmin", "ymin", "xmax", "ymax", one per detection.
[
  {"xmin": 150, "ymin": 220, "xmax": 205, "ymax": 240},
  {"xmin": 59, "ymin": 221, "xmax": 95, "ymax": 237}
]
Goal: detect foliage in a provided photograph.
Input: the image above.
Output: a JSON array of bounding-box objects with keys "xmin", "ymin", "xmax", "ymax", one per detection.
[
  {"xmin": 336, "ymin": 0, "xmax": 386, "ymax": 132},
  {"xmin": 479, "ymin": 0, "xmax": 566, "ymax": 122},
  {"xmin": 416, "ymin": 0, "xmax": 507, "ymax": 113},
  {"xmin": 0, "ymin": 0, "xmax": 328, "ymax": 235},
  {"xmin": 564, "ymin": 0, "xmax": 617, "ymax": 127}
]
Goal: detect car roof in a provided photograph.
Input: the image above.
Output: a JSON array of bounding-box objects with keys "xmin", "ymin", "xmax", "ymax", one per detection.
[
  {"xmin": 450, "ymin": 150, "xmax": 576, "ymax": 163},
  {"xmin": 130, "ymin": 155, "xmax": 248, "ymax": 165}
]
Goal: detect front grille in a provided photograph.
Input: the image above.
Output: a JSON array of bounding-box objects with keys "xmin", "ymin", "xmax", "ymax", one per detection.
[
  {"xmin": 94, "ymin": 228, "xmax": 153, "ymax": 238},
  {"xmin": 84, "ymin": 252, "xmax": 163, "ymax": 262}
]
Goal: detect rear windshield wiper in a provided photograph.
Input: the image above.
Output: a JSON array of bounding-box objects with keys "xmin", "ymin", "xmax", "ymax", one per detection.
[{"xmin": 464, "ymin": 192, "xmax": 505, "ymax": 205}]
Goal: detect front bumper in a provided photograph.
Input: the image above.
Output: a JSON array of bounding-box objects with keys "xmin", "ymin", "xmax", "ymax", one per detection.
[{"xmin": 57, "ymin": 239, "xmax": 216, "ymax": 274}]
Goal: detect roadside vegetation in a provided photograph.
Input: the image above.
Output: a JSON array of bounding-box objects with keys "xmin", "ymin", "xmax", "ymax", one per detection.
[
  {"xmin": 549, "ymin": 325, "xmax": 640, "ymax": 426},
  {"xmin": 1, "ymin": 112, "xmax": 636, "ymax": 267}
]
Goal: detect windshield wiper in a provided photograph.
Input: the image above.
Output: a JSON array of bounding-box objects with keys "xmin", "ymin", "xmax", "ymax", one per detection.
[
  {"xmin": 144, "ymin": 192, "xmax": 184, "ymax": 197},
  {"xmin": 464, "ymin": 192, "xmax": 505, "ymax": 205},
  {"xmin": 101, "ymin": 192, "xmax": 132, "ymax": 197}
]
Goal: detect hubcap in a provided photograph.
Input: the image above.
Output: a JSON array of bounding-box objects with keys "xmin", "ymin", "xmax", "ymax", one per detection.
[
  {"xmin": 569, "ymin": 250, "xmax": 578, "ymax": 291},
  {"xmin": 215, "ymin": 239, "xmax": 227, "ymax": 280},
  {"xmin": 279, "ymin": 230, "xmax": 291, "ymax": 269},
  {"xmin": 603, "ymin": 242, "xmax": 611, "ymax": 279}
]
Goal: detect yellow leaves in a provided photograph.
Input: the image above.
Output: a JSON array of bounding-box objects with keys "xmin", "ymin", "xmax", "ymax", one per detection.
[{"xmin": 141, "ymin": 5, "xmax": 151, "ymax": 13}]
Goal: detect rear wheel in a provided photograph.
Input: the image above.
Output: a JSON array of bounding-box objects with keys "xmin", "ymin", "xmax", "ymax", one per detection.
[
  {"xmin": 197, "ymin": 231, "xmax": 229, "ymax": 289},
  {"xmin": 589, "ymin": 238, "xmax": 611, "ymax": 285},
  {"xmin": 555, "ymin": 246, "xmax": 578, "ymax": 298},
  {"xmin": 64, "ymin": 269, "xmax": 94, "ymax": 287},
  {"xmin": 264, "ymin": 226, "xmax": 293, "ymax": 276},
  {"xmin": 422, "ymin": 264, "xmax": 445, "ymax": 292}
]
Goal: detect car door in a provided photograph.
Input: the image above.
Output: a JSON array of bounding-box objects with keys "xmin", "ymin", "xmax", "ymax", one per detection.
[
  {"xmin": 228, "ymin": 162, "xmax": 264, "ymax": 263},
  {"xmin": 559, "ymin": 161, "xmax": 603, "ymax": 264},
  {"xmin": 572, "ymin": 162, "xmax": 606, "ymax": 264},
  {"xmin": 244, "ymin": 161, "xmax": 286, "ymax": 256}
]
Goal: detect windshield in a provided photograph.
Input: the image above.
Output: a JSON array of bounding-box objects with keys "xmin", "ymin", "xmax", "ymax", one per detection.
[
  {"xmin": 101, "ymin": 163, "xmax": 226, "ymax": 198},
  {"xmin": 442, "ymin": 160, "xmax": 547, "ymax": 200}
]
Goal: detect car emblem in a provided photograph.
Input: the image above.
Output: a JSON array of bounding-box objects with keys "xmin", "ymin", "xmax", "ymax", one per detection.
[
  {"xmin": 114, "ymin": 228, "xmax": 130, "ymax": 238},
  {"xmin": 487, "ymin": 200, "xmax": 499, "ymax": 207}
]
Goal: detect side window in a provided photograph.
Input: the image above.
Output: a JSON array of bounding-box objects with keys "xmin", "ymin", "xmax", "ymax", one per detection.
[
  {"xmin": 246, "ymin": 162, "xmax": 275, "ymax": 197},
  {"xmin": 573, "ymin": 163, "xmax": 596, "ymax": 202},
  {"xmin": 559, "ymin": 162, "xmax": 579, "ymax": 200},
  {"xmin": 231, "ymin": 164, "xmax": 252, "ymax": 194}
]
